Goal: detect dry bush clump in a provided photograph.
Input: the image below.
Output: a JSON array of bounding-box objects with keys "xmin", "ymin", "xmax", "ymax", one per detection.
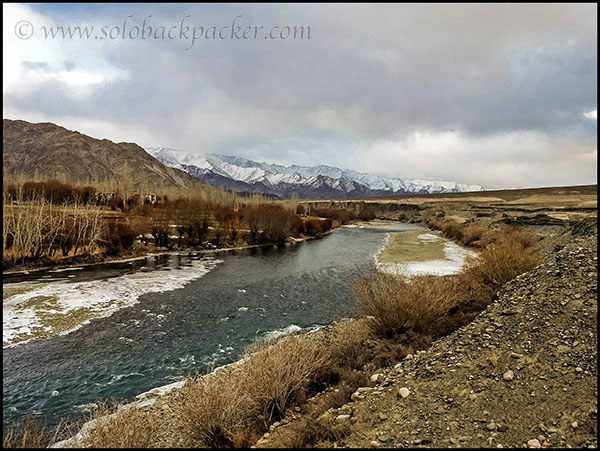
[
  {"xmin": 78, "ymin": 401, "xmax": 159, "ymax": 448},
  {"xmin": 242, "ymin": 334, "xmax": 328, "ymax": 423},
  {"xmin": 500, "ymin": 224, "xmax": 540, "ymax": 248},
  {"xmin": 459, "ymin": 223, "xmax": 491, "ymax": 247},
  {"xmin": 179, "ymin": 334, "xmax": 328, "ymax": 447},
  {"xmin": 179, "ymin": 372, "xmax": 255, "ymax": 447},
  {"xmin": 2, "ymin": 415, "xmax": 62, "ymax": 449},
  {"xmin": 427, "ymin": 217, "xmax": 540, "ymax": 250},
  {"xmin": 464, "ymin": 238, "xmax": 540, "ymax": 288},
  {"xmin": 354, "ymin": 227, "xmax": 541, "ymax": 338},
  {"xmin": 353, "ymin": 273, "xmax": 478, "ymax": 337}
]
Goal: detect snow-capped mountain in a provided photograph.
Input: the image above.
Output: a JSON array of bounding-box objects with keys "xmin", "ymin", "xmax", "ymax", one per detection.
[{"xmin": 145, "ymin": 147, "xmax": 483, "ymax": 199}]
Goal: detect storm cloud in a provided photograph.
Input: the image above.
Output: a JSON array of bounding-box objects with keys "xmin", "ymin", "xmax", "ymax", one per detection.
[{"xmin": 3, "ymin": 3, "xmax": 597, "ymax": 188}]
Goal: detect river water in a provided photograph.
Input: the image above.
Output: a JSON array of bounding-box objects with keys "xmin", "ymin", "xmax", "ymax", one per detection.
[{"xmin": 4, "ymin": 221, "xmax": 431, "ymax": 428}]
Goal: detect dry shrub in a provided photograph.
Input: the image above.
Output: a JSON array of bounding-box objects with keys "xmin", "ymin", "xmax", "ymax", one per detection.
[
  {"xmin": 241, "ymin": 334, "xmax": 328, "ymax": 424},
  {"xmin": 79, "ymin": 401, "xmax": 159, "ymax": 448},
  {"xmin": 179, "ymin": 372, "xmax": 254, "ymax": 447},
  {"xmin": 500, "ymin": 225, "xmax": 540, "ymax": 249},
  {"xmin": 460, "ymin": 223, "xmax": 490, "ymax": 247},
  {"xmin": 355, "ymin": 224, "xmax": 541, "ymax": 338},
  {"xmin": 2, "ymin": 415, "xmax": 61, "ymax": 448},
  {"xmin": 440, "ymin": 220, "xmax": 465, "ymax": 242},
  {"xmin": 325, "ymin": 319, "xmax": 372, "ymax": 369},
  {"xmin": 353, "ymin": 273, "xmax": 477, "ymax": 337},
  {"xmin": 285, "ymin": 416, "xmax": 350, "ymax": 448},
  {"xmin": 465, "ymin": 238, "xmax": 540, "ymax": 288},
  {"xmin": 179, "ymin": 334, "xmax": 327, "ymax": 447},
  {"xmin": 312, "ymin": 319, "xmax": 372, "ymax": 388}
]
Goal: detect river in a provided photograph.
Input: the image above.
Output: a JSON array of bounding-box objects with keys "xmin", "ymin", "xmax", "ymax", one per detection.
[{"xmin": 3, "ymin": 221, "xmax": 459, "ymax": 428}]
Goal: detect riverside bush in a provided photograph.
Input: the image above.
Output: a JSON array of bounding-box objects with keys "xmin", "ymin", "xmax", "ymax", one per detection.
[{"xmin": 354, "ymin": 234, "xmax": 540, "ymax": 338}]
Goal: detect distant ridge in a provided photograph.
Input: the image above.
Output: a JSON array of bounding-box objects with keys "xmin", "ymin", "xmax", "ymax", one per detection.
[{"xmin": 146, "ymin": 146, "xmax": 484, "ymax": 199}]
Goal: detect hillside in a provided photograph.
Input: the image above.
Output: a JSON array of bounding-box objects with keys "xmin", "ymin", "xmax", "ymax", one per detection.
[
  {"xmin": 2, "ymin": 120, "xmax": 208, "ymax": 193},
  {"xmin": 257, "ymin": 221, "xmax": 597, "ymax": 448}
]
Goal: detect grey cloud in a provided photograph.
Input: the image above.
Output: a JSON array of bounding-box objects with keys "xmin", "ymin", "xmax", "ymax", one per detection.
[{"xmin": 5, "ymin": 3, "xmax": 597, "ymax": 188}]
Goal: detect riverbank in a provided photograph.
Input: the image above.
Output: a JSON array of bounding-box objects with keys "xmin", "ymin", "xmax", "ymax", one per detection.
[
  {"xmin": 258, "ymin": 219, "xmax": 598, "ymax": 448},
  {"xmin": 2, "ymin": 229, "xmax": 335, "ymax": 276},
  {"xmin": 33, "ymin": 215, "xmax": 558, "ymax": 448}
]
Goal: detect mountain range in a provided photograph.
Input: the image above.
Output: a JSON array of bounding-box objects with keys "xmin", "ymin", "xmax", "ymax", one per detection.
[
  {"xmin": 2, "ymin": 119, "xmax": 208, "ymax": 193},
  {"xmin": 1, "ymin": 119, "xmax": 483, "ymax": 199},
  {"xmin": 146, "ymin": 146, "xmax": 484, "ymax": 199}
]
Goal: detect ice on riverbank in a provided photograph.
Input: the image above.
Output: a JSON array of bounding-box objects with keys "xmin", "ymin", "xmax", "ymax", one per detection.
[
  {"xmin": 375, "ymin": 232, "xmax": 476, "ymax": 277},
  {"xmin": 3, "ymin": 256, "xmax": 223, "ymax": 347}
]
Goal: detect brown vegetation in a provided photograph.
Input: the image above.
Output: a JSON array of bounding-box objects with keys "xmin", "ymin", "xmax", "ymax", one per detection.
[
  {"xmin": 353, "ymin": 230, "xmax": 540, "ymax": 338},
  {"xmin": 179, "ymin": 334, "xmax": 328, "ymax": 447},
  {"xmin": 426, "ymin": 217, "xmax": 540, "ymax": 249},
  {"xmin": 78, "ymin": 401, "xmax": 159, "ymax": 448},
  {"xmin": 2, "ymin": 415, "xmax": 62, "ymax": 449},
  {"xmin": 3, "ymin": 180, "xmax": 351, "ymax": 270}
]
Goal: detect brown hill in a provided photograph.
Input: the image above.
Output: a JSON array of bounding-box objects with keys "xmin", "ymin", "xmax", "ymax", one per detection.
[{"xmin": 2, "ymin": 119, "xmax": 208, "ymax": 194}]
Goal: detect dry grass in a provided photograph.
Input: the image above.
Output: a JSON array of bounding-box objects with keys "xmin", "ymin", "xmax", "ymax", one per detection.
[
  {"xmin": 78, "ymin": 401, "xmax": 159, "ymax": 448},
  {"xmin": 2, "ymin": 415, "xmax": 62, "ymax": 448},
  {"xmin": 242, "ymin": 335, "xmax": 328, "ymax": 423},
  {"xmin": 353, "ymin": 273, "xmax": 471, "ymax": 337},
  {"xmin": 354, "ymin": 228, "xmax": 540, "ymax": 338},
  {"xmin": 179, "ymin": 372, "xmax": 255, "ymax": 447},
  {"xmin": 427, "ymin": 217, "xmax": 540, "ymax": 250},
  {"xmin": 284, "ymin": 416, "xmax": 350, "ymax": 448},
  {"xmin": 464, "ymin": 238, "xmax": 540, "ymax": 288},
  {"xmin": 178, "ymin": 334, "xmax": 328, "ymax": 447}
]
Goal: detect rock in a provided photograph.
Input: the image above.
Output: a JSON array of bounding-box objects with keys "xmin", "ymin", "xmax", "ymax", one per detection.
[
  {"xmin": 571, "ymin": 421, "xmax": 578, "ymax": 428},
  {"xmin": 378, "ymin": 434, "xmax": 393, "ymax": 443},
  {"xmin": 370, "ymin": 440, "xmax": 380, "ymax": 447},
  {"xmin": 487, "ymin": 422, "xmax": 497, "ymax": 431},
  {"xmin": 398, "ymin": 387, "xmax": 411, "ymax": 398},
  {"xmin": 371, "ymin": 373, "xmax": 383, "ymax": 383},
  {"xmin": 335, "ymin": 414, "xmax": 351, "ymax": 423},
  {"xmin": 352, "ymin": 387, "xmax": 372, "ymax": 401},
  {"xmin": 527, "ymin": 439, "xmax": 541, "ymax": 448},
  {"xmin": 503, "ymin": 370, "xmax": 514, "ymax": 381}
]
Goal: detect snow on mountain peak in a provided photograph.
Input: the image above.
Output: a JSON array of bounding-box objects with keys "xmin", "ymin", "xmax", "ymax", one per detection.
[{"xmin": 144, "ymin": 147, "xmax": 483, "ymax": 198}]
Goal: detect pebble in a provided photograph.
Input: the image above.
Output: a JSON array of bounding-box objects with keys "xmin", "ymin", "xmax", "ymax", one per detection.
[
  {"xmin": 335, "ymin": 414, "xmax": 351, "ymax": 423},
  {"xmin": 503, "ymin": 370, "xmax": 514, "ymax": 381},
  {"xmin": 527, "ymin": 438, "xmax": 541, "ymax": 448},
  {"xmin": 378, "ymin": 434, "xmax": 393, "ymax": 443},
  {"xmin": 371, "ymin": 373, "xmax": 383, "ymax": 383},
  {"xmin": 398, "ymin": 387, "xmax": 411, "ymax": 398}
]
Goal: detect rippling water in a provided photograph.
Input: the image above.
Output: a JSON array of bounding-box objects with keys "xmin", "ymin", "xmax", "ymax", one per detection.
[{"xmin": 3, "ymin": 221, "xmax": 423, "ymax": 427}]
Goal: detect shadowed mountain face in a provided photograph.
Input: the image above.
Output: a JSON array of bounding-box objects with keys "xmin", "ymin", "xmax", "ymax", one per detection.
[
  {"xmin": 146, "ymin": 147, "xmax": 484, "ymax": 199},
  {"xmin": 2, "ymin": 120, "xmax": 206, "ymax": 192}
]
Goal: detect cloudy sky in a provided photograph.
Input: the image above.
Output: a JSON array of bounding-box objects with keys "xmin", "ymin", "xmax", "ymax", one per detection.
[{"xmin": 3, "ymin": 3, "xmax": 597, "ymax": 189}]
